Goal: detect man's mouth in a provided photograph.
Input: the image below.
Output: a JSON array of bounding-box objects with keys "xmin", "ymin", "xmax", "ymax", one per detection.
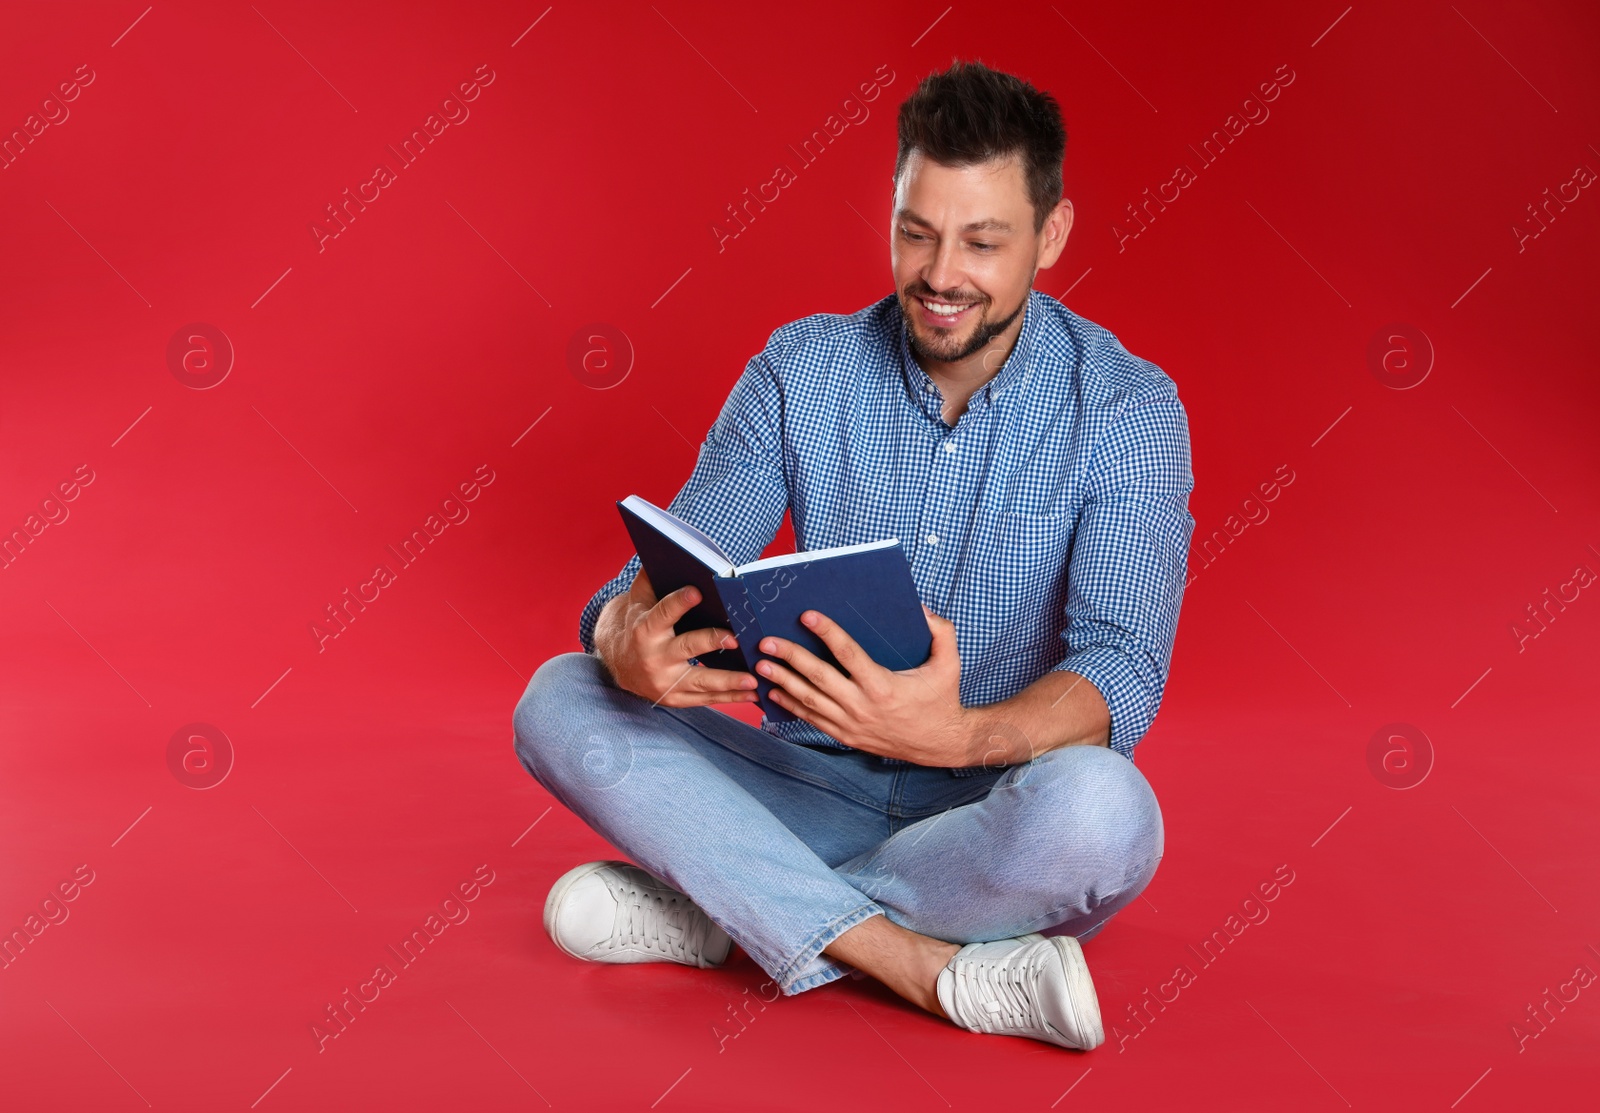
[{"xmin": 915, "ymin": 296, "xmax": 979, "ymax": 328}]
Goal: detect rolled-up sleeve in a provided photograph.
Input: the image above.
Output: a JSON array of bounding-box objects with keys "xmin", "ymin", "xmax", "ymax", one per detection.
[
  {"xmin": 1051, "ymin": 382, "xmax": 1195, "ymax": 757},
  {"xmin": 577, "ymin": 340, "xmax": 792, "ymax": 654}
]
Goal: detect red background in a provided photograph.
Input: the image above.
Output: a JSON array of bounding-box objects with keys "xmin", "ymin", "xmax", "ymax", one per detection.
[{"xmin": 2, "ymin": 2, "xmax": 1597, "ymax": 1110}]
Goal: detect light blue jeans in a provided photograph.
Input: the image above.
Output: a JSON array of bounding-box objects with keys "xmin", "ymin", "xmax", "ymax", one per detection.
[{"xmin": 512, "ymin": 651, "xmax": 1163, "ymax": 996}]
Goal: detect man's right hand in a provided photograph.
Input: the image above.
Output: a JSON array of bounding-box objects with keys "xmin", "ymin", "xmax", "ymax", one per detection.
[{"xmin": 591, "ymin": 569, "xmax": 760, "ymax": 708}]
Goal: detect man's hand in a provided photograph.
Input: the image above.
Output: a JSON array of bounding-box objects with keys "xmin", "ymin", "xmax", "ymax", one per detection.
[
  {"xmin": 754, "ymin": 604, "xmax": 976, "ymax": 766},
  {"xmin": 592, "ymin": 569, "xmax": 760, "ymax": 708}
]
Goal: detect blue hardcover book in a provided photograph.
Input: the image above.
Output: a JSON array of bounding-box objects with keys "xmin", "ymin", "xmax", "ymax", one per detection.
[{"xmin": 616, "ymin": 495, "xmax": 933, "ymax": 723}]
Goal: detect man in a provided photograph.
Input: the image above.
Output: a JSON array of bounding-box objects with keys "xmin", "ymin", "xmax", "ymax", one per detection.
[{"xmin": 513, "ymin": 59, "xmax": 1193, "ymax": 1052}]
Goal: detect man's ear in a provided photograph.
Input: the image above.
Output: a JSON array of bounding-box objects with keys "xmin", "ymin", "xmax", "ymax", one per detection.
[{"xmin": 1037, "ymin": 198, "xmax": 1074, "ymax": 270}]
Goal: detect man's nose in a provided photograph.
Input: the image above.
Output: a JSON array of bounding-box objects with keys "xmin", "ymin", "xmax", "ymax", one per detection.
[{"xmin": 924, "ymin": 241, "xmax": 967, "ymax": 297}]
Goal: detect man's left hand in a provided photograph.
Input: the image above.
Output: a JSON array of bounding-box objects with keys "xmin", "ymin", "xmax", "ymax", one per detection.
[{"xmin": 754, "ymin": 604, "xmax": 976, "ymax": 767}]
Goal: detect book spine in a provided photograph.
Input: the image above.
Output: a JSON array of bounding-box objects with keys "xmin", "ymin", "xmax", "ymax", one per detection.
[
  {"xmin": 712, "ymin": 576, "xmax": 794, "ymax": 723},
  {"xmin": 710, "ymin": 576, "xmax": 755, "ymax": 666}
]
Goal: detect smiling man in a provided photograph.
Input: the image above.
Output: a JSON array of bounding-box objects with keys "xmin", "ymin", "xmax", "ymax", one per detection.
[{"xmin": 514, "ymin": 60, "xmax": 1194, "ymax": 1052}]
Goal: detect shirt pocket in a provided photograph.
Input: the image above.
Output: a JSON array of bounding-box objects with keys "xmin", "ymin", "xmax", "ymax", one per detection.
[{"xmin": 962, "ymin": 509, "xmax": 1075, "ymax": 654}]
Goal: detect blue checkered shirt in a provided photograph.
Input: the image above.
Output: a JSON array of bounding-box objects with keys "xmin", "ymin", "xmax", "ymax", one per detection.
[{"xmin": 578, "ymin": 289, "xmax": 1194, "ymax": 769}]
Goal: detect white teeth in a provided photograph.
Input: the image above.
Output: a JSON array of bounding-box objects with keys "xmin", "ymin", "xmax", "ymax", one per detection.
[{"xmin": 921, "ymin": 298, "xmax": 970, "ymax": 316}]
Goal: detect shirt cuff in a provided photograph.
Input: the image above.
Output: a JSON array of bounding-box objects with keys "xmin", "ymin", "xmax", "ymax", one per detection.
[
  {"xmin": 577, "ymin": 554, "xmax": 640, "ymax": 655},
  {"xmin": 1050, "ymin": 647, "xmax": 1153, "ymax": 758}
]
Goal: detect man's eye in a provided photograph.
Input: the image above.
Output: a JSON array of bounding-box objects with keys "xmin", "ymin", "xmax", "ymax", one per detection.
[
  {"xmin": 901, "ymin": 228, "xmax": 927, "ymax": 241},
  {"xmin": 972, "ymin": 242, "xmax": 996, "ymax": 251}
]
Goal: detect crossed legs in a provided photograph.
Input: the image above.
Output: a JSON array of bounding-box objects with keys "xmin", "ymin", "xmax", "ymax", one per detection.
[{"xmin": 513, "ymin": 651, "xmax": 1163, "ymax": 1007}]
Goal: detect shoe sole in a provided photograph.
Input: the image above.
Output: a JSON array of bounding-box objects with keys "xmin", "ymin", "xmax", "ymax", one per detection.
[
  {"xmin": 543, "ymin": 860, "xmax": 625, "ymax": 961},
  {"xmin": 1049, "ymin": 935, "xmax": 1105, "ymax": 1050}
]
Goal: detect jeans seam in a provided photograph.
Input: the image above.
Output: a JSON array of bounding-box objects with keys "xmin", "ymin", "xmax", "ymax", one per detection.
[
  {"xmin": 785, "ymin": 963, "xmax": 852, "ymax": 995},
  {"xmin": 773, "ymin": 900, "xmax": 884, "ymax": 992}
]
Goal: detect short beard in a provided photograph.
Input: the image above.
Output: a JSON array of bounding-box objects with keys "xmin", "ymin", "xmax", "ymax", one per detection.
[{"xmin": 900, "ymin": 292, "xmax": 1025, "ymax": 365}]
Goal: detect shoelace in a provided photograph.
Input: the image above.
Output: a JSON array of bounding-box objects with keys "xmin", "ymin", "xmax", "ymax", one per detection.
[
  {"xmin": 948, "ymin": 948, "xmax": 1046, "ymax": 1035},
  {"xmin": 607, "ymin": 880, "xmax": 713, "ymax": 962}
]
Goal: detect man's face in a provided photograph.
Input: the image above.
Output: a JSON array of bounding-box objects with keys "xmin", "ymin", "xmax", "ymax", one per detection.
[{"xmin": 891, "ymin": 149, "xmax": 1070, "ymax": 367}]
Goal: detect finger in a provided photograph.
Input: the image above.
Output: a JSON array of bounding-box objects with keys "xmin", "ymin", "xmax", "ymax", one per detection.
[
  {"xmin": 651, "ymin": 669, "xmax": 758, "ymax": 707},
  {"xmin": 624, "ymin": 566, "xmax": 658, "ymax": 606},
  {"xmin": 797, "ymin": 609, "xmax": 880, "ymax": 681},
  {"xmin": 667, "ymin": 688, "xmax": 762, "ymax": 707},
  {"xmin": 672, "ymin": 663, "xmax": 757, "ymax": 692},
  {"xmin": 646, "ymin": 660, "xmax": 741, "ymax": 704},
  {"xmin": 645, "ymin": 584, "xmax": 703, "ymax": 632},
  {"xmin": 673, "ymin": 625, "xmax": 744, "ymax": 661},
  {"xmin": 764, "ymin": 685, "xmax": 850, "ymax": 739},
  {"xmin": 651, "ymin": 662, "xmax": 757, "ymax": 705},
  {"xmin": 923, "ymin": 607, "xmax": 957, "ymax": 655},
  {"xmin": 921, "ymin": 603, "xmax": 957, "ymax": 635},
  {"xmin": 756, "ymin": 657, "xmax": 848, "ymax": 723},
  {"xmin": 760, "ymin": 629, "xmax": 855, "ymax": 707},
  {"xmin": 903, "ymin": 605, "xmax": 952, "ymax": 672}
]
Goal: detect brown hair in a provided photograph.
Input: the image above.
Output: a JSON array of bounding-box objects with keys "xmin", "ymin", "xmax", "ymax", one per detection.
[{"xmin": 894, "ymin": 59, "xmax": 1067, "ymax": 233}]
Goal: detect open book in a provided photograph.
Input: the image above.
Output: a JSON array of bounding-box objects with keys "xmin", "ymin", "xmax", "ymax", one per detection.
[{"xmin": 616, "ymin": 495, "xmax": 934, "ymax": 722}]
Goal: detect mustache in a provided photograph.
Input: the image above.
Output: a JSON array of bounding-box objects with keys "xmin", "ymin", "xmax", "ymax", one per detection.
[{"xmin": 906, "ymin": 288, "xmax": 984, "ymax": 305}]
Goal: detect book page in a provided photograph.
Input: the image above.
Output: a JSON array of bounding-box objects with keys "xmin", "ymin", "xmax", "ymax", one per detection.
[
  {"xmin": 622, "ymin": 495, "xmax": 735, "ymax": 575},
  {"xmin": 735, "ymin": 537, "xmax": 899, "ymax": 574}
]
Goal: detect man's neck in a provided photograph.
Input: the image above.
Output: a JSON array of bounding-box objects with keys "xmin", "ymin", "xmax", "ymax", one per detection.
[{"xmin": 915, "ymin": 313, "xmax": 1026, "ymax": 424}]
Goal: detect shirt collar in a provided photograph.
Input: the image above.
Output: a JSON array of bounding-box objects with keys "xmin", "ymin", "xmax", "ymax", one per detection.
[{"xmin": 897, "ymin": 289, "xmax": 1040, "ymax": 420}]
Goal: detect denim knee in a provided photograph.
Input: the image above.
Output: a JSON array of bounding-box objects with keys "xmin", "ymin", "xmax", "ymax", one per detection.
[
  {"xmin": 512, "ymin": 651, "xmax": 611, "ymax": 783},
  {"xmin": 1006, "ymin": 743, "xmax": 1164, "ymax": 888}
]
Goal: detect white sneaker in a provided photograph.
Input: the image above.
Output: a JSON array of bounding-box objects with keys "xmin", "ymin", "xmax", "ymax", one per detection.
[
  {"xmin": 543, "ymin": 860, "xmax": 733, "ymax": 968},
  {"xmin": 935, "ymin": 933, "xmax": 1105, "ymax": 1050}
]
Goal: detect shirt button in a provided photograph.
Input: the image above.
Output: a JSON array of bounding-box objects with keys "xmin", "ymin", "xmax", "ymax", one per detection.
[
  {"xmin": 943, "ymin": 441, "xmax": 956, "ymax": 454},
  {"xmin": 926, "ymin": 532, "xmax": 939, "ymax": 545}
]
